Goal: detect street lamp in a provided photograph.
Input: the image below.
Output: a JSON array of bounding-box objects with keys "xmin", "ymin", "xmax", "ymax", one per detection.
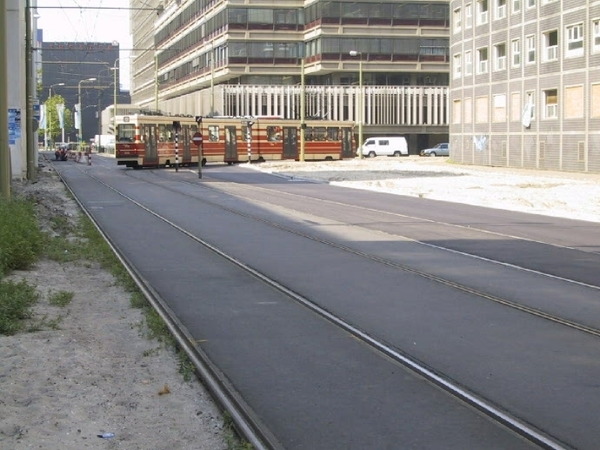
[
  {"xmin": 78, "ymin": 77, "xmax": 96, "ymax": 150},
  {"xmin": 349, "ymin": 50, "xmax": 364, "ymax": 159},
  {"xmin": 110, "ymin": 60, "xmax": 119, "ymax": 138},
  {"xmin": 299, "ymin": 43, "xmax": 306, "ymax": 162},
  {"xmin": 46, "ymin": 83, "xmax": 64, "ymax": 150}
]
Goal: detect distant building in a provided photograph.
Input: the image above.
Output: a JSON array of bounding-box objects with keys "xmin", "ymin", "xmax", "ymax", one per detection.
[
  {"xmin": 40, "ymin": 41, "xmax": 131, "ymax": 144},
  {"xmin": 130, "ymin": 0, "xmax": 451, "ymax": 153},
  {"xmin": 450, "ymin": 0, "xmax": 600, "ymax": 173}
]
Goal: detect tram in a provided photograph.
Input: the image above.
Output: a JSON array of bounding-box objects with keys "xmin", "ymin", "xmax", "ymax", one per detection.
[{"xmin": 114, "ymin": 113, "xmax": 355, "ymax": 169}]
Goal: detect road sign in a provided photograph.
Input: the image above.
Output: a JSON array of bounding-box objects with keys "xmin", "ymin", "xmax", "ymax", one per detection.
[{"xmin": 192, "ymin": 132, "xmax": 203, "ymax": 146}]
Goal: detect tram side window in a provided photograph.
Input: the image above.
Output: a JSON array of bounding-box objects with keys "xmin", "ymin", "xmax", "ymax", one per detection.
[
  {"xmin": 304, "ymin": 127, "xmax": 313, "ymax": 141},
  {"xmin": 117, "ymin": 124, "xmax": 135, "ymax": 142},
  {"xmin": 313, "ymin": 127, "xmax": 327, "ymax": 141},
  {"xmin": 158, "ymin": 124, "xmax": 169, "ymax": 142},
  {"xmin": 209, "ymin": 125, "xmax": 219, "ymax": 142},
  {"xmin": 242, "ymin": 126, "xmax": 251, "ymax": 141},
  {"xmin": 267, "ymin": 126, "xmax": 282, "ymax": 141},
  {"xmin": 327, "ymin": 127, "xmax": 340, "ymax": 141}
]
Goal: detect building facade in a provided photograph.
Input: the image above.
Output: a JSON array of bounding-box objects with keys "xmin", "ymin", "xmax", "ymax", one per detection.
[
  {"xmin": 40, "ymin": 41, "xmax": 130, "ymax": 144},
  {"xmin": 450, "ymin": 0, "xmax": 600, "ymax": 172},
  {"xmin": 130, "ymin": 0, "xmax": 451, "ymax": 153}
]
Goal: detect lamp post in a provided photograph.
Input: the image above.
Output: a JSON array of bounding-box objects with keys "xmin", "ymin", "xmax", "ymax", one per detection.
[
  {"xmin": 349, "ymin": 50, "xmax": 364, "ymax": 159},
  {"xmin": 110, "ymin": 60, "xmax": 119, "ymax": 138},
  {"xmin": 300, "ymin": 51, "xmax": 306, "ymax": 162},
  {"xmin": 46, "ymin": 83, "xmax": 64, "ymax": 150},
  {"xmin": 78, "ymin": 78, "xmax": 96, "ymax": 150}
]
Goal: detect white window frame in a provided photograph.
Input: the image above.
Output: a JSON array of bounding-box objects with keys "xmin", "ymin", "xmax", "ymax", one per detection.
[
  {"xmin": 477, "ymin": 0, "xmax": 489, "ymax": 25},
  {"xmin": 544, "ymin": 89, "xmax": 558, "ymax": 119},
  {"xmin": 477, "ymin": 47, "xmax": 489, "ymax": 73},
  {"xmin": 566, "ymin": 23, "xmax": 584, "ymax": 57},
  {"xmin": 511, "ymin": 38, "xmax": 521, "ymax": 67},
  {"xmin": 496, "ymin": 0, "xmax": 506, "ymax": 20},
  {"xmin": 593, "ymin": 19, "xmax": 600, "ymax": 53},
  {"xmin": 454, "ymin": 8, "xmax": 462, "ymax": 32},
  {"xmin": 465, "ymin": 50, "xmax": 473, "ymax": 75},
  {"xmin": 453, "ymin": 53, "xmax": 462, "ymax": 78},
  {"xmin": 494, "ymin": 43, "xmax": 506, "ymax": 70},
  {"xmin": 512, "ymin": 0, "xmax": 521, "ymax": 13},
  {"xmin": 544, "ymin": 30, "xmax": 558, "ymax": 62},
  {"xmin": 526, "ymin": 35, "xmax": 536, "ymax": 64},
  {"xmin": 465, "ymin": 4, "xmax": 473, "ymax": 28}
]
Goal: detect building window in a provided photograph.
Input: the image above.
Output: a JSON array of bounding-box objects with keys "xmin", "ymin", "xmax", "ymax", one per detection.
[
  {"xmin": 593, "ymin": 19, "xmax": 600, "ymax": 53},
  {"xmin": 477, "ymin": 0, "xmax": 489, "ymax": 25},
  {"xmin": 543, "ymin": 30, "xmax": 558, "ymax": 61},
  {"xmin": 527, "ymin": 0, "xmax": 535, "ymax": 8},
  {"xmin": 465, "ymin": 97, "xmax": 473, "ymax": 123},
  {"xmin": 512, "ymin": 0, "xmax": 521, "ymax": 13},
  {"xmin": 511, "ymin": 38, "xmax": 521, "ymax": 67},
  {"xmin": 544, "ymin": 89, "xmax": 558, "ymax": 119},
  {"xmin": 454, "ymin": 8, "xmax": 462, "ymax": 32},
  {"xmin": 526, "ymin": 35, "xmax": 536, "ymax": 64},
  {"xmin": 496, "ymin": 0, "xmax": 506, "ymax": 19},
  {"xmin": 453, "ymin": 54, "xmax": 462, "ymax": 78},
  {"xmin": 566, "ymin": 23, "xmax": 584, "ymax": 57},
  {"xmin": 511, "ymin": 92, "xmax": 521, "ymax": 121},
  {"xmin": 564, "ymin": 85, "xmax": 584, "ymax": 119},
  {"xmin": 494, "ymin": 43, "xmax": 506, "ymax": 70},
  {"xmin": 453, "ymin": 99, "xmax": 462, "ymax": 124},
  {"xmin": 493, "ymin": 94, "xmax": 507, "ymax": 122},
  {"xmin": 465, "ymin": 4, "xmax": 473, "ymax": 28},
  {"xmin": 592, "ymin": 84, "xmax": 600, "ymax": 117},
  {"xmin": 477, "ymin": 47, "xmax": 489, "ymax": 73},
  {"xmin": 476, "ymin": 96, "xmax": 489, "ymax": 122},
  {"xmin": 465, "ymin": 50, "xmax": 473, "ymax": 75}
]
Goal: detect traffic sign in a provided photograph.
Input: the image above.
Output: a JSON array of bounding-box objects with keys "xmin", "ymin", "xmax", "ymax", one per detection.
[{"xmin": 192, "ymin": 132, "xmax": 203, "ymax": 146}]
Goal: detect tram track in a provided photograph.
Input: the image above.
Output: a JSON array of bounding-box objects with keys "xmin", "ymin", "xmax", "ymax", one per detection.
[
  {"xmin": 56, "ymin": 162, "xmax": 597, "ymax": 448},
  {"xmin": 120, "ymin": 167, "xmax": 600, "ymax": 340}
]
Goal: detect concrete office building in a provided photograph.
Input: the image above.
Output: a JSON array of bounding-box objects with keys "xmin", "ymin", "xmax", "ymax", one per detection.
[
  {"xmin": 130, "ymin": 0, "xmax": 451, "ymax": 153},
  {"xmin": 450, "ymin": 0, "xmax": 600, "ymax": 172},
  {"xmin": 40, "ymin": 41, "xmax": 130, "ymax": 144}
]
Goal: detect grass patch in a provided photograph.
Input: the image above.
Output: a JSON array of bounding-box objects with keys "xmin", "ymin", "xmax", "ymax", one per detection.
[
  {"xmin": 0, "ymin": 279, "xmax": 40, "ymax": 335},
  {"xmin": 48, "ymin": 290, "xmax": 74, "ymax": 307}
]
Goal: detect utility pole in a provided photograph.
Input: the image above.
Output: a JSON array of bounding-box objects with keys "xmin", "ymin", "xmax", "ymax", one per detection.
[
  {"xmin": 0, "ymin": 0, "xmax": 10, "ymax": 198},
  {"xmin": 25, "ymin": 0, "xmax": 36, "ymax": 181}
]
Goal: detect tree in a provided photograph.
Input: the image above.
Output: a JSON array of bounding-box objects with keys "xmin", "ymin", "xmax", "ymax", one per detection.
[{"xmin": 42, "ymin": 95, "xmax": 74, "ymax": 144}]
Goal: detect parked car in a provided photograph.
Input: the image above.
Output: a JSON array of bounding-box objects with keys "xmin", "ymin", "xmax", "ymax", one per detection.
[
  {"xmin": 420, "ymin": 143, "xmax": 449, "ymax": 157},
  {"xmin": 358, "ymin": 136, "xmax": 408, "ymax": 157}
]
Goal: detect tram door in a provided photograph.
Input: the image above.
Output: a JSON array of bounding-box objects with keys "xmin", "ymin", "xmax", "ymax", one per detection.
[
  {"xmin": 144, "ymin": 125, "xmax": 158, "ymax": 165},
  {"xmin": 225, "ymin": 126, "xmax": 237, "ymax": 161},
  {"xmin": 181, "ymin": 125, "xmax": 191, "ymax": 163},
  {"xmin": 282, "ymin": 127, "xmax": 298, "ymax": 159},
  {"xmin": 341, "ymin": 127, "xmax": 354, "ymax": 158}
]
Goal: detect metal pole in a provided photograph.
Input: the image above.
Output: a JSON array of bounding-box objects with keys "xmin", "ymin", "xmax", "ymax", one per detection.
[
  {"xmin": 25, "ymin": 0, "xmax": 36, "ymax": 181},
  {"xmin": 154, "ymin": 53, "xmax": 159, "ymax": 111},
  {"xmin": 358, "ymin": 57, "xmax": 364, "ymax": 159},
  {"xmin": 300, "ymin": 56, "xmax": 305, "ymax": 162},
  {"xmin": 113, "ymin": 59, "xmax": 118, "ymax": 140},
  {"xmin": 78, "ymin": 81, "xmax": 82, "ymax": 151},
  {"xmin": 175, "ymin": 129, "xmax": 179, "ymax": 172},
  {"xmin": 0, "ymin": 0, "xmax": 10, "ymax": 198},
  {"xmin": 210, "ymin": 44, "xmax": 214, "ymax": 115},
  {"xmin": 45, "ymin": 87, "xmax": 50, "ymax": 151}
]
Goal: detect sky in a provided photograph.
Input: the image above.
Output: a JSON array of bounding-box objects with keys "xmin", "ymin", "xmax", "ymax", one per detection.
[{"xmin": 36, "ymin": 0, "xmax": 132, "ymax": 90}]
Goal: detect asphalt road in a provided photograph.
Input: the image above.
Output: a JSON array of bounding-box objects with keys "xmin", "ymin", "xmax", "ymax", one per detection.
[{"xmin": 52, "ymin": 154, "xmax": 600, "ymax": 450}]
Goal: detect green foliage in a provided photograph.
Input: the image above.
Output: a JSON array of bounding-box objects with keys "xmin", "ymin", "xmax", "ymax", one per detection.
[
  {"xmin": 41, "ymin": 94, "xmax": 74, "ymax": 145},
  {"xmin": 48, "ymin": 290, "xmax": 74, "ymax": 307},
  {"xmin": 0, "ymin": 279, "xmax": 40, "ymax": 335},
  {"xmin": 0, "ymin": 198, "xmax": 45, "ymax": 277}
]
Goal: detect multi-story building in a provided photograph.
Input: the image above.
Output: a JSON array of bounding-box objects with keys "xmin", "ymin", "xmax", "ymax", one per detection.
[
  {"xmin": 40, "ymin": 41, "xmax": 130, "ymax": 144},
  {"xmin": 130, "ymin": 0, "xmax": 451, "ymax": 153},
  {"xmin": 450, "ymin": 0, "xmax": 600, "ymax": 172}
]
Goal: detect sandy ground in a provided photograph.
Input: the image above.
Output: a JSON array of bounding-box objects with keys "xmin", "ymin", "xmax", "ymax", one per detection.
[{"xmin": 1, "ymin": 156, "xmax": 598, "ymax": 449}]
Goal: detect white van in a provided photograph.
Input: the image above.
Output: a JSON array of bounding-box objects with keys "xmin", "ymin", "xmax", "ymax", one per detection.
[{"xmin": 358, "ymin": 137, "xmax": 408, "ymax": 157}]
